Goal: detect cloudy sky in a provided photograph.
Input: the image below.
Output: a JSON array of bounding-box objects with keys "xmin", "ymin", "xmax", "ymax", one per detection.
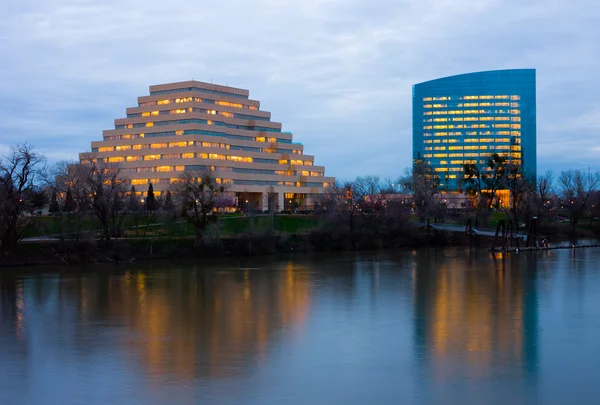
[{"xmin": 1, "ymin": 0, "xmax": 599, "ymax": 180}]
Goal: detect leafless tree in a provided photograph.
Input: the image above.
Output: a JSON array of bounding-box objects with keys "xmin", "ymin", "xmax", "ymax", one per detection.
[
  {"xmin": 0, "ymin": 144, "xmax": 46, "ymax": 252},
  {"xmin": 534, "ymin": 170, "xmax": 555, "ymax": 221},
  {"xmin": 399, "ymin": 159, "xmax": 440, "ymax": 222},
  {"xmin": 321, "ymin": 180, "xmax": 361, "ymax": 233},
  {"xmin": 558, "ymin": 169, "xmax": 600, "ymax": 231},
  {"xmin": 171, "ymin": 169, "xmax": 225, "ymax": 245},
  {"xmin": 503, "ymin": 163, "xmax": 533, "ymax": 229},
  {"xmin": 63, "ymin": 156, "xmax": 127, "ymax": 244}
]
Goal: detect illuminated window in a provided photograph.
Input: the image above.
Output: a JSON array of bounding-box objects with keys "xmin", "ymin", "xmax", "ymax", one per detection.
[
  {"xmin": 144, "ymin": 155, "xmax": 161, "ymax": 161},
  {"xmin": 126, "ymin": 156, "xmax": 141, "ymax": 162},
  {"xmin": 146, "ymin": 122, "xmax": 154, "ymax": 127},
  {"xmin": 115, "ymin": 145, "xmax": 131, "ymax": 151},
  {"xmin": 108, "ymin": 157, "xmax": 124, "ymax": 163},
  {"xmin": 131, "ymin": 179, "xmax": 148, "ymax": 185},
  {"xmin": 98, "ymin": 147, "xmax": 114, "ymax": 152},
  {"xmin": 209, "ymin": 154, "xmax": 226, "ymax": 160},
  {"xmin": 182, "ymin": 153, "xmax": 195, "ymax": 159},
  {"xmin": 220, "ymin": 112, "xmax": 234, "ymax": 118},
  {"xmin": 156, "ymin": 166, "xmax": 171, "ymax": 172},
  {"xmin": 157, "ymin": 100, "xmax": 171, "ymax": 105},
  {"xmin": 434, "ymin": 168, "xmax": 448, "ymax": 172},
  {"xmin": 169, "ymin": 141, "xmax": 188, "ymax": 147},
  {"xmin": 150, "ymin": 143, "xmax": 167, "ymax": 149},
  {"xmin": 256, "ymin": 137, "xmax": 266, "ymax": 142},
  {"xmin": 142, "ymin": 112, "xmax": 150, "ymax": 117},
  {"xmin": 433, "ymin": 154, "xmax": 448, "ymax": 158},
  {"xmin": 176, "ymin": 130, "xmax": 184, "ymax": 136},
  {"xmin": 291, "ymin": 159, "xmax": 304, "ymax": 165},
  {"xmin": 423, "ymin": 154, "xmax": 433, "ymax": 158},
  {"xmin": 216, "ymin": 101, "xmax": 243, "ymax": 109}
]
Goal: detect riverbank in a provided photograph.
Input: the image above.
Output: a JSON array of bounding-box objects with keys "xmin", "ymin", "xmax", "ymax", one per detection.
[{"xmin": 3, "ymin": 217, "xmax": 600, "ymax": 268}]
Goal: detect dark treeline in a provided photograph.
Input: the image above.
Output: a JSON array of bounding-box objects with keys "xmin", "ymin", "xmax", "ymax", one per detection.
[{"xmin": 1, "ymin": 146, "xmax": 600, "ymax": 265}]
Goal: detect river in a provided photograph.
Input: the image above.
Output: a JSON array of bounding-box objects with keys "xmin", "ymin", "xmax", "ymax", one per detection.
[{"xmin": 1, "ymin": 246, "xmax": 600, "ymax": 405}]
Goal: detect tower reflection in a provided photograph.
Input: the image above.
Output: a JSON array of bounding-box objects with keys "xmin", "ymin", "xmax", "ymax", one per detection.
[{"xmin": 413, "ymin": 251, "xmax": 538, "ymax": 381}]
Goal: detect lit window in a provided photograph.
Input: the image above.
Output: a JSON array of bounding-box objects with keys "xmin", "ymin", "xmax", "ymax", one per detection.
[
  {"xmin": 169, "ymin": 142, "xmax": 188, "ymax": 147},
  {"xmin": 131, "ymin": 179, "xmax": 148, "ymax": 185},
  {"xmin": 126, "ymin": 156, "xmax": 141, "ymax": 162},
  {"xmin": 216, "ymin": 101, "xmax": 243, "ymax": 109},
  {"xmin": 146, "ymin": 122, "xmax": 154, "ymax": 127},
  {"xmin": 144, "ymin": 155, "xmax": 161, "ymax": 161},
  {"xmin": 156, "ymin": 166, "xmax": 171, "ymax": 172},
  {"xmin": 108, "ymin": 157, "xmax": 124, "ymax": 163},
  {"xmin": 182, "ymin": 153, "xmax": 195, "ymax": 159}
]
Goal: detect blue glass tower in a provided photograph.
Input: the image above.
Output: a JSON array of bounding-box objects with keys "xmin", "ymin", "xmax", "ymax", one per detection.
[{"xmin": 412, "ymin": 69, "xmax": 536, "ymax": 191}]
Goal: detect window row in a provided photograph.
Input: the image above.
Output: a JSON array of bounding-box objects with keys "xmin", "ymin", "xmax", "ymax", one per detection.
[{"xmin": 103, "ymin": 130, "xmax": 293, "ymax": 144}]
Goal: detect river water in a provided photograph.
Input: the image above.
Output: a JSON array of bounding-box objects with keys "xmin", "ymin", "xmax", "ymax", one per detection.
[{"xmin": 1, "ymin": 246, "xmax": 600, "ymax": 405}]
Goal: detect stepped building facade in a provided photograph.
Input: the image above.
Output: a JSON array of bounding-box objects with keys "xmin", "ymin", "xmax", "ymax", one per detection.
[
  {"xmin": 82, "ymin": 81, "xmax": 334, "ymax": 211},
  {"xmin": 413, "ymin": 69, "xmax": 537, "ymax": 192}
]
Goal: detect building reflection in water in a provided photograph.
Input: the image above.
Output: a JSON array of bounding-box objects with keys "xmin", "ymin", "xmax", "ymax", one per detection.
[
  {"xmin": 413, "ymin": 250, "xmax": 538, "ymax": 383},
  {"xmin": 1, "ymin": 262, "xmax": 311, "ymax": 386}
]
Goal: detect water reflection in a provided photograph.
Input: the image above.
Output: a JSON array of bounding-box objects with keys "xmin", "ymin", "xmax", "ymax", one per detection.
[
  {"xmin": 412, "ymin": 250, "xmax": 538, "ymax": 402},
  {"xmin": 2, "ymin": 248, "xmax": 600, "ymax": 405}
]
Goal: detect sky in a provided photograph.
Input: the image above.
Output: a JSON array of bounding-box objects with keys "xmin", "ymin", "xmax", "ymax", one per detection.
[{"xmin": 1, "ymin": 0, "xmax": 599, "ymax": 181}]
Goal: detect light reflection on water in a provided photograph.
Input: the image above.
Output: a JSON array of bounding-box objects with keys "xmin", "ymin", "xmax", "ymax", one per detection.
[{"xmin": 1, "ymin": 247, "xmax": 600, "ymax": 405}]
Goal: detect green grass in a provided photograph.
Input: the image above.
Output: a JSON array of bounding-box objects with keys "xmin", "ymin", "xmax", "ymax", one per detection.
[{"xmin": 23, "ymin": 213, "xmax": 323, "ymax": 239}]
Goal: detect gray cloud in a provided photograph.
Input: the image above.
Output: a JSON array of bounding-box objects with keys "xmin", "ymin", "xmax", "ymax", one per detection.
[{"xmin": 1, "ymin": 0, "xmax": 599, "ymax": 180}]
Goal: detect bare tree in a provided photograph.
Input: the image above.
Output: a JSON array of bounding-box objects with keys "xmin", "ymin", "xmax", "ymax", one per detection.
[
  {"xmin": 534, "ymin": 170, "xmax": 555, "ymax": 221},
  {"xmin": 354, "ymin": 175, "xmax": 383, "ymax": 211},
  {"xmin": 558, "ymin": 169, "xmax": 600, "ymax": 231},
  {"xmin": 60, "ymin": 156, "xmax": 127, "ymax": 244},
  {"xmin": 0, "ymin": 144, "xmax": 46, "ymax": 252},
  {"xmin": 321, "ymin": 181, "xmax": 361, "ymax": 233},
  {"xmin": 503, "ymin": 163, "xmax": 533, "ymax": 229},
  {"xmin": 399, "ymin": 159, "xmax": 440, "ymax": 222},
  {"xmin": 171, "ymin": 170, "xmax": 225, "ymax": 245}
]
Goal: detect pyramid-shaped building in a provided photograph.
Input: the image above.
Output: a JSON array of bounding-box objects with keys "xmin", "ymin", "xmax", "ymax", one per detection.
[{"xmin": 82, "ymin": 80, "xmax": 335, "ymax": 211}]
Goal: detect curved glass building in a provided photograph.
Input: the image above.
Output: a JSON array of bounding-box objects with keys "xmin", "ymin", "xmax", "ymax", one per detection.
[{"xmin": 413, "ymin": 69, "xmax": 536, "ymax": 191}]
